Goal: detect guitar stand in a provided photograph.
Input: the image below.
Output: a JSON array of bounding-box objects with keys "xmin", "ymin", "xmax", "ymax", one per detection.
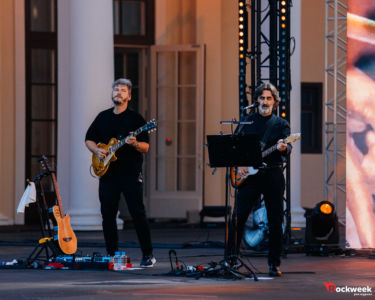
[
  {"xmin": 26, "ymin": 237, "xmax": 59, "ymax": 266},
  {"xmin": 25, "ymin": 172, "xmax": 61, "ymax": 266}
]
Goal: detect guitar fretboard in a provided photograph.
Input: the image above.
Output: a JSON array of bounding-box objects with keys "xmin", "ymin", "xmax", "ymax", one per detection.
[
  {"xmin": 110, "ymin": 129, "xmax": 141, "ymax": 152},
  {"xmin": 262, "ymin": 144, "xmax": 278, "ymax": 158},
  {"xmin": 261, "ymin": 134, "xmax": 299, "ymax": 158}
]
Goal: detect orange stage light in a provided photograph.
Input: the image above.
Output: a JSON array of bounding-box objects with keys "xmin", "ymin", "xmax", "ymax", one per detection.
[{"xmin": 320, "ymin": 203, "xmax": 333, "ymax": 215}]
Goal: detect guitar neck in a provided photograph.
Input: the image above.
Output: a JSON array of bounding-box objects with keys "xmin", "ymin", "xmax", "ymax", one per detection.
[
  {"xmin": 262, "ymin": 144, "xmax": 278, "ymax": 158},
  {"xmin": 111, "ymin": 129, "xmax": 142, "ymax": 152},
  {"xmin": 51, "ymin": 173, "xmax": 64, "ymax": 217},
  {"xmin": 261, "ymin": 134, "xmax": 300, "ymax": 158}
]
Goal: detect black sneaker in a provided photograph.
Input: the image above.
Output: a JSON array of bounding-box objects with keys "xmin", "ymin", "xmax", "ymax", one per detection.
[
  {"xmin": 140, "ymin": 255, "xmax": 156, "ymax": 268},
  {"xmin": 269, "ymin": 264, "xmax": 282, "ymax": 277}
]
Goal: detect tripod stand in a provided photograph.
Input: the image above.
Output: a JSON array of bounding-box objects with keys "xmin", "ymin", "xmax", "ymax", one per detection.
[{"xmin": 206, "ymin": 132, "xmax": 262, "ymax": 280}]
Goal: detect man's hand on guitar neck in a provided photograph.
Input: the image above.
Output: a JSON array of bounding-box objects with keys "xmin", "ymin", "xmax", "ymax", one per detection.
[
  {"xmin": 125, "ymin": 133, "xmax": 138, "ymax": 147},
  {"xmin": 276, "ymin": 139, "xmax": 287, "ymax": 152},
  {"xmin": 126, "ymin": 132, "xmax": 150, "ymax": 153}
]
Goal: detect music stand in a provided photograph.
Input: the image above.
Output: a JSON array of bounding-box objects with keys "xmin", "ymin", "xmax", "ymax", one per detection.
[
  {"xmin": 206, "ymin": 134, "xmax": 262, "ymax": 280},
  {"xmin": 207, "ymin": 134, "xmax": 262, "ymax": 168}
]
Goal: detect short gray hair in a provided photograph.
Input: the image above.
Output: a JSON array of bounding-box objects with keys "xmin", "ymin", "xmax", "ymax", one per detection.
[{"xmin": 112, "ymin": 78, "xmax": 132, "ymax": 92}]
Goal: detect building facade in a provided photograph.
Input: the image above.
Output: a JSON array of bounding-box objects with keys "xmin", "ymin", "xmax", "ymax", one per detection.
[{"xmin": 0, "ymin": 0, "xmax": 326, "ymax": 229}]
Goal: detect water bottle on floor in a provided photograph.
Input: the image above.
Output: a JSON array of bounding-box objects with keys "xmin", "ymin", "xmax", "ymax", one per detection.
[
  {"xmin": 113, "ymin": 251, "xmax": 121, "ymax": 271},
  {"xmin": 120, "ymin": 252, "xmax": 127, "ymax": 270}
]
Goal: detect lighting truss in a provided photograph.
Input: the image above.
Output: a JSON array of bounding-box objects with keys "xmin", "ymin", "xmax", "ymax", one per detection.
[
  {"xmin": 238, "ymin": 0, "xmax": 292, "ymax": 249},
  {"xmin": 324, "ymin": 0, "xmax": 347, "ymax": 224}
]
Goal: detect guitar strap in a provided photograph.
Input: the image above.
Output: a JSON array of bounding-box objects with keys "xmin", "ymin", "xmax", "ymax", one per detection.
[{"xmin": 260, "ymin": 114, "xmax": 277, "ymax": 150}]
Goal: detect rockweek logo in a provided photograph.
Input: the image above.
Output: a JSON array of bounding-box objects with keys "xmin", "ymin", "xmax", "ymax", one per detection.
[{"xmin": 324, "ymin": 282, "xmax": 373, "ymax": 296}]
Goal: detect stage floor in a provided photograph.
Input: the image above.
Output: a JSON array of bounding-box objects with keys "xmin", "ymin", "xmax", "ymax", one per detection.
[{"xmin": 0, "ymin": 225, "xmax": 374, "ymax": 299}]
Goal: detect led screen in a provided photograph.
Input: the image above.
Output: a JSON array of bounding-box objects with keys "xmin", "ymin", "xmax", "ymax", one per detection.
[{"xmin": 346, "ymin": 0, "xmax": 375, "ymax": 248}]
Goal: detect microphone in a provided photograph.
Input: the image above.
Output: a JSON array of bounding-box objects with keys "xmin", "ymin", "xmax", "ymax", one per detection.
[{"xmin": 242, "ymin": 102, "xmax": 259, "ymax": 110}]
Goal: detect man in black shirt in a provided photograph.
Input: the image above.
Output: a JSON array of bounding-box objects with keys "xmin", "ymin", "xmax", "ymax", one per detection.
[
  {"xmin": 227, "ymin": 82, "xmax": 291, "ymax": 277},
  {"xmin": 85, "ymin": 78, "xmax": 155, "ymax": 267}
]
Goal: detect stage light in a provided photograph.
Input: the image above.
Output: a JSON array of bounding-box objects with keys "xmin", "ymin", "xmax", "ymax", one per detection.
[
  {"xmin": 239, "ymin": 32, "xmax": 244, "ymax": 37},
  {"xmin": 239, "ymin": 24, "xmax": 244, "ymax": 29},
  {"xmin": 281, "ymin": 8, "xmax": 286, "ymax": 13},
  {"xmin": 281, "ymin": 112, "xmax": 286, "ymax": 118},
  {"xmin": 304, "ymin": 201, "xmax": 340, "ymax": 255},
  {"xmin": 281, "ymin": 23, "xmax": 286, "ymax": 28},
  {"xmin": 239, "ymin": 16, "xmax": 244, "ymax": 22},
  {"xmin": 239, "ymin": 9, "xmax": 244, "ymax": 14},
  {"xmin": 281, "ymin": 16, "xmax": 286, "ymax": 21},
  {"xmin": 320, "ymin": 202, "xmax": 333, "ymax": 215},
  {"xmin": 239, "ymin": 39, "xmax": 244, "ymax": 44},
  {"xmin": 281, "ymin": 0, "xmax": 286, "ymax": 5}
]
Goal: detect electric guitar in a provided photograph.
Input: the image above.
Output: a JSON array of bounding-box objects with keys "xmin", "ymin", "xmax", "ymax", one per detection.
[
  {"xmin": 91, "ymin": 119, "xmax": 157, "ymax": 177},
  {"xmin": 230, "ymin": 133, "xmax": 301, "ymax": 188},
  {"xmin": 40, "ymin": 155, "xmax": 77, "ymax": 255}
]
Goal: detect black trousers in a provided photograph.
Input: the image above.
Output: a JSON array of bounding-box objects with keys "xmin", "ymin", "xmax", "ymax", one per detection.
[
  {"xmin": 98, "ymin": 174, "xmax": 153, "ymax": 256},
  {"xmin": 227, "ymin": 167, "xmax": 285, "ymax": 266}
]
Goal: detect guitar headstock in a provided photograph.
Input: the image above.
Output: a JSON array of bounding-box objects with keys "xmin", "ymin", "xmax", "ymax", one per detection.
[
  {"xmin": 284, "ymin": 133, "xmax": 301, "ymax": 144},
  {"xmin": 143, "ymin": 119, "xmax": 157, "ymax": 133},
  {"xmin": 39, "ymin": 155, "xmax": 53, "ymax": 173}
]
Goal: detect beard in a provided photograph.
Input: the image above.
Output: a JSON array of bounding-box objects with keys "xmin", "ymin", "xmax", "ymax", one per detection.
[
  {"xmin": 258, "ymin": 105, "xmax": 272, "ymax": 116},
  {"xmin": 112, "ymin": 96, "xmax": 123, "ymax": 106}
]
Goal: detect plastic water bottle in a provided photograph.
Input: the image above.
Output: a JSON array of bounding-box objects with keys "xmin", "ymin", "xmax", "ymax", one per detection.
[
  {"xmin": 113, "ymin": 251, "xmax": 121, "ymax": 271},
  {"xmin": 120, "ymin": 252, "xmax": 127, "ymax": 270}
]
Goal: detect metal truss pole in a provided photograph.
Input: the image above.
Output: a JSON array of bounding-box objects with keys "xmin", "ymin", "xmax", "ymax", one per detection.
[{"xmin": 324, "ymin": 0, "xmax": 347, "ymax": 223}]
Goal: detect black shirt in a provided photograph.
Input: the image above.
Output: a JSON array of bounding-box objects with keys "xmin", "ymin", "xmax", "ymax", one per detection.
[
  {"xmin": 239, "ymin": 113, "xmax": 291, "ymax": 166},
  {"xmin": 85, "ymin": 108, "xmax": 149, "ymax": 178}
]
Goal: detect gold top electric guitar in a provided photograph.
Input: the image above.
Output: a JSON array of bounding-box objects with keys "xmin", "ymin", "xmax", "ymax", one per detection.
[{"xmin": 91, "ymin": 119, "xmax": 157, "ymax": 177}]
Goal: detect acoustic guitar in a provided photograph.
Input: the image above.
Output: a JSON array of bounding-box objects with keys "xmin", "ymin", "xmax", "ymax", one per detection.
[
  {"xmin": 91, "ymin": 119, "xmax": 157, "ymax": 177},
  {"xmin": 230, "ymin": 133, "xmax": 301, "ymax": 188},
  {"xmin": 40, "ymin": 155, "xmax": 77, "ymax": 255}
]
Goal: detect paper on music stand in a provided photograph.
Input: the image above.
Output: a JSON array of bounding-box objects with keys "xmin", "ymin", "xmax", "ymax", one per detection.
[{"xmin": 17, "ymin": 182, "xmax": 36, "ymax": 213}]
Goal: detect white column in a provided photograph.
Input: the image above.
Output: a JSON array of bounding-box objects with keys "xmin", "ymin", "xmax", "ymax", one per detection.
[
  {"xmin": 14, "ymin": 0, "xmax": 26, "ymax": 224},
  {"xmin": 58, "ymin": 0, "xmax": 114, "ymax": 230},
  {"xmin": 290, "ymin": 0, "xmax": 304, "ymax": 227}
]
